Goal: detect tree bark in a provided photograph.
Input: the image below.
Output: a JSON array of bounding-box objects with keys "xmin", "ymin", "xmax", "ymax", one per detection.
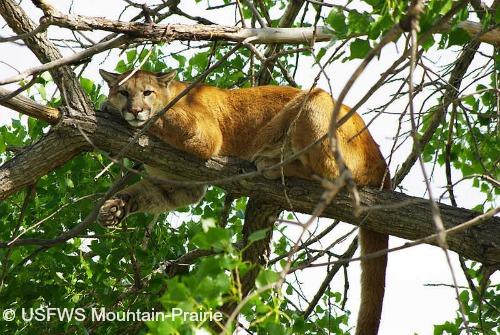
[
  {"xmin": 0, "ymin": 102, "xmax": 498, "ymax": 265},
  {"xmin": 0, "ymin": 129, "xmax": 85, "ymax": 200},
  {"xmin": 0, "ymin": 87, "xmax": 60, "ymax": 124},
  {"xmin": 17, "ymin": 7, "xmax": 500, "ymax": 46},
  {"xmin": 0, "ymin": 0, "xmax": 498, "ymax": 266}
]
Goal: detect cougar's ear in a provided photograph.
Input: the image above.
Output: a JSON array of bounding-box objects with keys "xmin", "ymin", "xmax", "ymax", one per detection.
[
  {"xmin": 156, "ymin": 70, "xmax": 177, "ymax": 85},
  {"xmin": 99, "ymin": 69, "xmax": 120, "ymax": 86}
]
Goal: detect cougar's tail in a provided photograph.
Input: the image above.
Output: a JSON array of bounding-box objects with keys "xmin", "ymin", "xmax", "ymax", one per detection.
[{"xmin": 355, "ymin": 228, "xmax": 388, "ymax": 335}]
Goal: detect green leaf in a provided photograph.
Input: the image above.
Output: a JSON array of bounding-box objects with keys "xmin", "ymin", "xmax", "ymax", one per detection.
[
  {"xmin": 172, "ymin": 54, "xmax": 186, "ymax": 67},
  {"xmin": 421, "ymin": 35, "xmax": 435, "ymax": 51},
  {"xmin": 80, "ymin": 78, "xmax": 94, "ymax": 94},
  {"xmin": 439, "ymin": 0, "xmax": 452, "ymax": 15},
  {"xmin": 256, "ymin": 269, "xmax": 280, "ymax": 288},
  {"xmin": 126, "ymin": 49, "xmax": 137, "ymax": 63},
  {"xmin": 347, "ymin": 10, "xmax": 372, "ymax": 35},
  {"xmin": 463, "ymin": 95, "xmax": 476, "ymax": 107},
  {"xmin": 326, "ymin": 10, "xmax": 347, "ymax": 36},
  {"xmin": 349, "ymin": 39, "xmax": 371, "ymax": 59},
  {"xmin": 65, "ymin": 177, "xmax": 74, "ymax": 188},
  {"xmin": 37, "ymin": 85, "xmax": 47, "ymax": 101},
  {"xmin": 447, "ymin": 28, "xmax": 470, "ymax": 46},
  {"xmin": 115, "ymin": 59, "xmax": 130, "ymax": 73},
  {"xmin": 192, "ymin": 227, "xmax": 230, "ymax": 249},
  {"xmin": 248, "ymin": 228, "xmax": 270, "ymax": 242}
]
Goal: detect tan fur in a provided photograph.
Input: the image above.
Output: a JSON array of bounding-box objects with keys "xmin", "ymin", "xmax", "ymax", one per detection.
[{"xmin": 98, "ymin": 69, "xmax": 389, "ymax": 335}]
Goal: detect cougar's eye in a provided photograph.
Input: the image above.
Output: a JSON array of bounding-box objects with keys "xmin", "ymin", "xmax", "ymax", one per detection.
[
  {"xmin": 143, "ymin": 90, "xmax": 154, "ymax": 96},
  {"xmin": 118, "ymin": 90, "xmax": 129, "ymax": 97}
]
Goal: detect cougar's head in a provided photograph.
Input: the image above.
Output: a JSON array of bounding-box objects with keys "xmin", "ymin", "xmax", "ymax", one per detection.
[{"xmin": 100, "ymin": 69, "xmax": 177, "ymax": 127}]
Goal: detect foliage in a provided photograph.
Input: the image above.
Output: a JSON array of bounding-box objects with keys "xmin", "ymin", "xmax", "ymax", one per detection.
[
  {"xmin": 0, "ymin": 1, "xmax": 498, "ymax": 335},
  {"xmin": 433, "ymin": 262, "xmax": 499, "ymax": 335}
]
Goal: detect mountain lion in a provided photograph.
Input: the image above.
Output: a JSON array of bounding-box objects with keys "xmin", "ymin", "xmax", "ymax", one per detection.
[{"xmin": 98, "ymin": 69, "xmax": 389, "ymax": 335}]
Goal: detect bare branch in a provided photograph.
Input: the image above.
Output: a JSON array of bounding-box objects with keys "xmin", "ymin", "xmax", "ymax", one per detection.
[
  {"xmin": 0, "ymin": 87, "xmax": 60, "ymax": 124},
  {"xmin": 15, "ymin": 9, "xmax": 500, "ymax": 45},
  {"xmin": 0, "ymin": 35, "xmax": 128, "ymax": 86},
  {"xmin": 393, "ymin": 39, "xmax": 481, "ymax": 185},
  {"xmin": 303, "ymin": 237, "xmax": 358, "ymax": 318},
  {"xmin": 0, "ymin": 0, "xmax": 93, "ymax": 118}
]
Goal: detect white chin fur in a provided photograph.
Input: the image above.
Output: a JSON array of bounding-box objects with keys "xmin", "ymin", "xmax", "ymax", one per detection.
[
  {"xmin": 136, "ymin": 111, "xmax": 150, "ymax": 121},
  {"xmin": 122, "ymin": 110, "xmax": 150, "ymax": 127},
  {"xmin": 127, "ymin": 120, "xmax": 147, "ymax": 127},
  {"xmin": 123, "ymin": 112, "xmax": 135, "ymax": 121}
]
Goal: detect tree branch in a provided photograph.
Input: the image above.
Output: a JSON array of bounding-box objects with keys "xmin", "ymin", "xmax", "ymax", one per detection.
[
  {"xmin": 0, "ymin": 87, "xmax": 498, "ymax": 266},
  {"xmin": 256, "ymin": 0, "xmax": 305, "ymax": 85},
  {"xmin": 18, "ymin": 8, "xmax": 500, "ymax": 46},
  {"xmin": 393, "ymin": 39, "xmax": 481, "ymax": 185},
  {"xmin": 0, "ymin": 87, "xmax": 60, "ymax": 124},
  {"xmin": 0, "ymin": 129, "xmax": 86, "ymax": 200},
  {"xmin": 0, "ymin": 0, "xmax": 94, "ymax": 118},
  {"xmin": 303, "ymin": 237, "xmax": 358, "ymax": 318},
  {"xmin": 0, "ymin": 35, "xmax": 128, "ymax": 86}
]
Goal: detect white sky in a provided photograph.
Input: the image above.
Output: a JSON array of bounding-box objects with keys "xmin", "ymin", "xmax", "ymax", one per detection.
[{"xmin": 0, "ymin": 1, "xmax": 497, "ymax": 334}]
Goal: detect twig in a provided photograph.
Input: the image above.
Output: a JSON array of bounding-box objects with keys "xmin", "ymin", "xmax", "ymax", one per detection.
[
  {"xmin": 406, "ymin": 3, "xmax": 471, "ymax": 330},
  {"xmin": 0, "ymin": 75, "xmax": 38, "ymax": 102},
  {"xmin": 241, "ymin": 0, "xmax": 267, "ymax": 27},
  {"xmin": 0, "ymin": 171, "xmax": 134, "ymax": 248},
  {"xmin": 0, "ymin": 21, "xmax": 50, "ymax": 43},
  {"xmin": 297, "ymin": 207, "xmax": 499, "ymax": 270},
  {"xmin": 302, "ymin": 237, "xmax": 358, "ymax": 318},
  {"xmin": 0, "ymin": 35, "xmax": 128, "ymax": 85}
]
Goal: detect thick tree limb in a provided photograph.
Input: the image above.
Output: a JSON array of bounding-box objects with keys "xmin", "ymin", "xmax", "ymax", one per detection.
[
  {"xmin": 0, "ymin": 129, "xmax": 85, "ymax": 200},
  {"xmin": 0, "ymin": 87, "xmax": 60, "ymax": 124},
  {"xmin": 1, "ymin": 65, "xmax": 499, "ymax": 266},
  {"xmin": 0, "ymin": 90, "xmax": 498, "ymax": 263},
  {"xmin": 7, "ymin": 114, "xmax": 500, "ymax": 268},
  {"xmin": 18, "ymin": 8, "xmax": 500, "ymax": 46},
  {"xmin": 239, "ymin": 198, "xmax": 282, "ymax": 295}
]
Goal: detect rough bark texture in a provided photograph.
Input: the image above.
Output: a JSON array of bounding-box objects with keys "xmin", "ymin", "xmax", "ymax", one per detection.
[
  {"xmin": 22, "ymin": 10, "xmax": 500, "ymax": 45},
  {"xmin": 0, "ymin": 0, "xmax": 498, "ymax": 266},
  {"xmin": 0, "ymin": 87, "xmax": 60, "ymax": 124},
  {"xmin": 240, "ymin": 198, "xmax": 282, "ymax": 295},
  {"xmin": 0, "ymin": 105, "xmax": 498, "ymax": 264},
  {"xmin": 0, "ymin": 129, "xmax": 85, "ymax": 199}
]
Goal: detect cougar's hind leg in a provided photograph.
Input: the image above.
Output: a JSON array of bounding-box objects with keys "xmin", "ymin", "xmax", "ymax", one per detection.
[
  {"xmin": 254, "ymin": 157, "xmax": 313, "ymax": 180},
  {"xmin": 98, "ymin": 179, "xmax": 206, "ymax": 226},
  {"xmin": 289, "ymin": 88, "xmax": 339, "ymax": 179},
  {"xmin": 251, "ymin": 88, "xmax": 338, "ymax": 180}
]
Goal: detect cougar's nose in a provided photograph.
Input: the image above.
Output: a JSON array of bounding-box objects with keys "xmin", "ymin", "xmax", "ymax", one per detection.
[{"xmin": 129, "ymin": 107, "xmax": 142, "ymax": 116}]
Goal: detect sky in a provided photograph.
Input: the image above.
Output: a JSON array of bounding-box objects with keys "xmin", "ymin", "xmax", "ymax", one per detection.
[{"xmin": 0, "ymin": 1, "xmax": 497, "ymax": 334}]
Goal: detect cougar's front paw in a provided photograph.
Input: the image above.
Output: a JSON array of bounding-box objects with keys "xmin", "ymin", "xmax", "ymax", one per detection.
[{"xmin": 98, "ymin": 198, "xmax": 128, "ymax": 226}]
